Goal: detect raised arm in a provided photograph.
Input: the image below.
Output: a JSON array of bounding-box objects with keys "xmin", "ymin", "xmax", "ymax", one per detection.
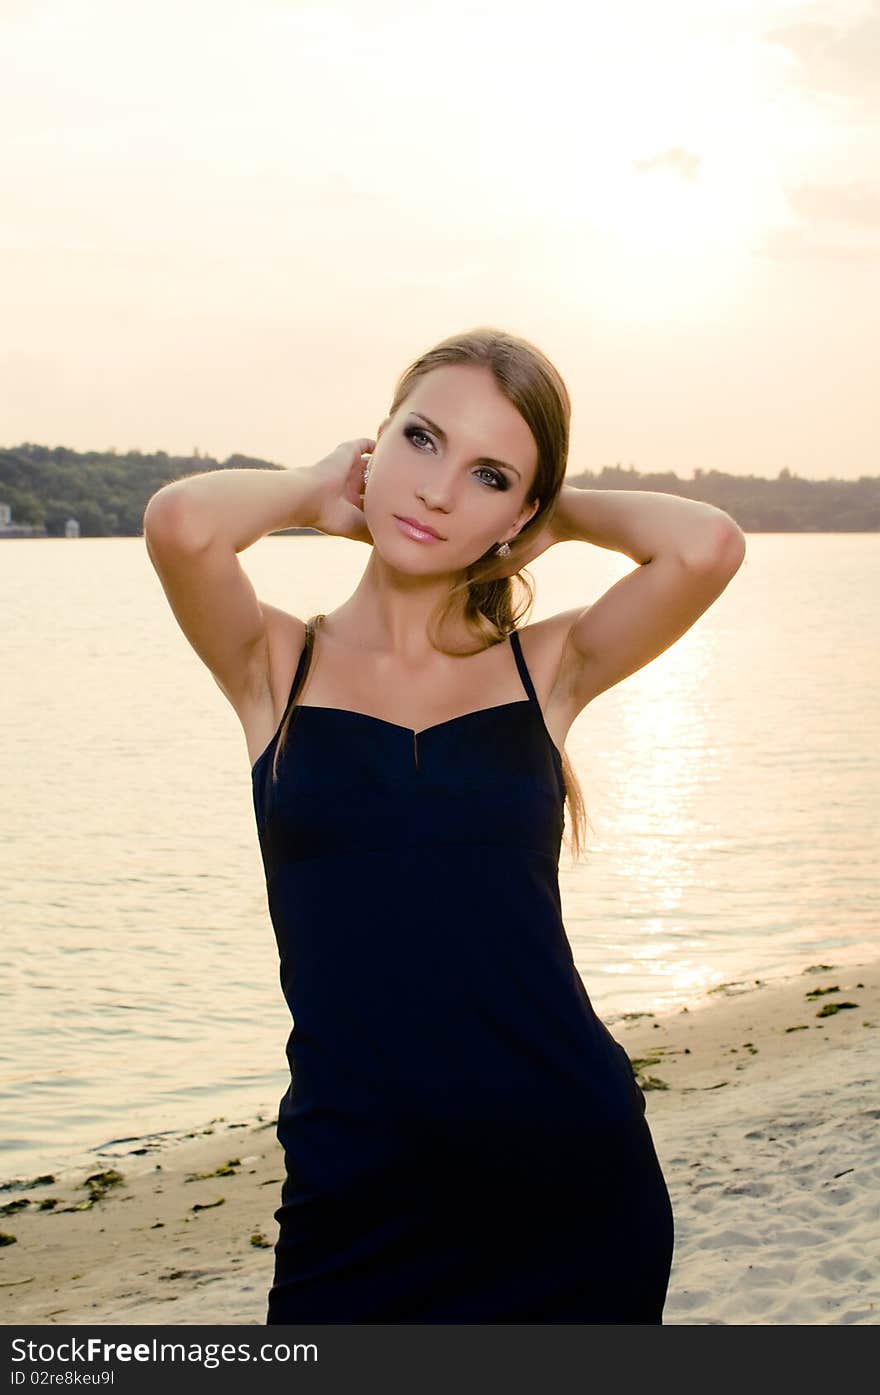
[
  {"xmin": 143, "ymin": 439, "xmax": 375, "ymax": 714},
  {"xmin": 497, "ymin": 482, "xmax": 745, "ymax": 712},
  {"xmin": 550, "ymin": 485, "xmax": 746, "ymax": 708},
  {"xmin": 142, "ymin": 463, "xmax": 328, "ymax": 712}
]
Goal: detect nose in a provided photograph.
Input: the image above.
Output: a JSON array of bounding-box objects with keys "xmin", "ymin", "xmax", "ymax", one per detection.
[
  {"xmin": 417, "ymin": 489, "xmax": 450, "ymax": 511},
  {"xmin": 417, "ymin": 467, "xmax": 457, "ymax": 512}
]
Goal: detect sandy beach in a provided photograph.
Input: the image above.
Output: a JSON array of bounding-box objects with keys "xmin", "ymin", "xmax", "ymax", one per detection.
[{"xmin": 2, "ymin": 958, "xmax": 877, "ymax": 1326}]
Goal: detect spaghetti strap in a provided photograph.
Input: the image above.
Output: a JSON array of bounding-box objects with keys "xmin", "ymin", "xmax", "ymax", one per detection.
[
  {"xmin": 509, "ymin": 627, "xmax": 539, "ymax": 707},
  {"xmin": 282, "ymin": 614, "xmax": 323, "ymax": 716},
  {"xmin": 271, "ymin": 611, "xmax": 323, "ymax": 730}
]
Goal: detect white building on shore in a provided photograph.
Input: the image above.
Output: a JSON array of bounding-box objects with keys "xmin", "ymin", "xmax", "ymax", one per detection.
[{"xmin": 0, "ymin": 502, "xmax": 49, "ymax": 538}]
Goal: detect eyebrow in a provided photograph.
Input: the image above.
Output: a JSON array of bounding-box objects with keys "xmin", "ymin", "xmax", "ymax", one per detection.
[{"xmin": 408, "ymin": 412, "xmax": 522, "ymax": 479}]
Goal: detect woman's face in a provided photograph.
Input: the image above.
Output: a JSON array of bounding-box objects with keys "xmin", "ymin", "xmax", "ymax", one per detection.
[{"xmin": 364, "ymin": 363, "xmax": 540, "ymax": 571}]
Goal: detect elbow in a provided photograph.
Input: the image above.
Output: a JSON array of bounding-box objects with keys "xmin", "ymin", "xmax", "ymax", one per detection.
[
  {"xmin": 716, "ymin": 518, "xmax": 747, "ymax": 574},
  {"xmin": 142, "ymin": 488, "xmax": 169, "ymax": 540},
  {"xmin": 143, "ymin": 482, "xmax": 178, "ymax": 531},
  {"xmin": 687, "ymin": 514, "xmax": 746, "ymax": 574},
  {"xmin": 143, "ymin": 484, "xmax": 210, "ymax": 554}
]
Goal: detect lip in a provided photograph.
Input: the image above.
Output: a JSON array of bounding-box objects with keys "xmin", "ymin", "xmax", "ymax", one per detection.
[{"xmin": 394, "ymin": 515, "xmax": 445, "ymax": 543}]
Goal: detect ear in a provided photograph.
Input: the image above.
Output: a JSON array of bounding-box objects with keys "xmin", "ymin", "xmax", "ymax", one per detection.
[{"xmin": 514, "ymin": 497, "xmax": 540, "ymax": 535}]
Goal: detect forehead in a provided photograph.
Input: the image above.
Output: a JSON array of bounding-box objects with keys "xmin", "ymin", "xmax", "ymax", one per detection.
[{"xmin": 403, "ymin": 364, "xmax": 537, "ymax": 473}]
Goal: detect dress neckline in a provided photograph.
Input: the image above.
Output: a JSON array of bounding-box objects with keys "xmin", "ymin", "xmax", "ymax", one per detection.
[
  {"xmin": 250, "ymin": 619, "xmax": 565, "ymax": 778},
  {"xmin": 251, "ymin": 699, "xmax": 564, "ymax": 778},
  {"xmin": 292, "ymin": 696, "xmax": 532, "ymax": 740}
]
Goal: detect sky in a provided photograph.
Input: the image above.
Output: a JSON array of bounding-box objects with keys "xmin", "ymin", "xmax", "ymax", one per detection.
[{"xmin": 2, "ymin": 0, "xmax": 878, "ymax": 479}]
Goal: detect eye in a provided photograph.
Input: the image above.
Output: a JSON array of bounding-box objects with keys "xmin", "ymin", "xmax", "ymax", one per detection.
[
  {"xmin": 404, "ymin": 425, "xmax": 433, "ymax": 451},
  {"xmin": 403, "ymin": 425, "xmax": 509, "ymax": 491},
  {"xmin": 474, "ymin": 466, "xmax": 508, "ymax": 491}
]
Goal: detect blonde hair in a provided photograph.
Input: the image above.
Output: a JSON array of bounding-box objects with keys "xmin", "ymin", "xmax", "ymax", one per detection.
[{"xmin": 274, "ymin": 325, "xmax": 589, "ymax": 860}]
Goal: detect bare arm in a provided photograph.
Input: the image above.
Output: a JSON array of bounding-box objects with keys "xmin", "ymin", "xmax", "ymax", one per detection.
[
  {"xmin": 142, "ymin": 439, "xmax": 374, "ymax": 710},
  {"xmin": 549, "ymin": 485, "xmax": 745, "ymax": 706},
  {"xmin": 499, "ymin": 482, "xmax": 740, "ymax": 575},
  {"xmin": 145, "ymin": 463, "xmax": 329, "ymax": 555},
  {"xmin": 495, "ymin": 482, "xmax": 745, "ymax": 711},
  {"xmin": 552, "ymin": 484, "xmax": 740, "ymax": 567}
]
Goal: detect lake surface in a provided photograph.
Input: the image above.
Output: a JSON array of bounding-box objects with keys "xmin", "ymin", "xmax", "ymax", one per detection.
[{"xmin": 1, "ymin": 532, "xmax": 877, "ymax": 1183}]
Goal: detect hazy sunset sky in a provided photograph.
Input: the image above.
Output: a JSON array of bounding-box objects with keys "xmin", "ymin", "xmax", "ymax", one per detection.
[{"xmin": 2, "ymin": 0, "xmax": 878, "ymax": 478}]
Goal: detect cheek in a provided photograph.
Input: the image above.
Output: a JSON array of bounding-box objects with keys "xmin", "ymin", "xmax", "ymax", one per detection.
[{"xmin": 367, "ymin": 458, "xmax": 401, "ymax": 497}]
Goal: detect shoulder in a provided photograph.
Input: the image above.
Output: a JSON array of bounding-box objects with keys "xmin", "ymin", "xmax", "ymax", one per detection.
[{"xmin": 514, "ymin": 606, "xmax": 586, "ymax": 705}]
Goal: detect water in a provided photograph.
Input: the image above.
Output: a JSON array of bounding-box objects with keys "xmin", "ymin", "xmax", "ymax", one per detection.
[{"xmin": 1, "ymin": 532, "xmax": 877, "ymax": 1183}]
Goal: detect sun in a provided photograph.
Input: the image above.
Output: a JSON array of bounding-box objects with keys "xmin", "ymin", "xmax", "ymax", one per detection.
[
  {"xmin": 529, "ymin": 138, "xmax": 787, "ymax": 325},
  {"xmin": 593, "ymin": 151, "xmax": 765, "ymax": 257}
]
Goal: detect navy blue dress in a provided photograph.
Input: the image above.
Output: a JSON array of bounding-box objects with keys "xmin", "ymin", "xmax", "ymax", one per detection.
[{"xmin": 252, "ymin": 615, "xmax": 674, "ymax": 1323}]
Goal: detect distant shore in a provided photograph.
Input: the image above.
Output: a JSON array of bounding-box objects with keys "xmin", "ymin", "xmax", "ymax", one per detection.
[
  {"xmin": 4, "ymin": 441, "xmax": 879, "ymax": 538},
  {"xmin": 2, "ymin": 958, "xmax": 877, "ymax": 1326}
]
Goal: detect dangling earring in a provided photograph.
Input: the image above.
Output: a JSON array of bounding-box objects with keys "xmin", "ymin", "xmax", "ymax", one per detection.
[
  {"xmin": 362, "ymin": 454, "xmax": 372, "ymax": 488},
  {"xmin": 496, "ymin": 541, "xmax": 511, "ymax": 557}
]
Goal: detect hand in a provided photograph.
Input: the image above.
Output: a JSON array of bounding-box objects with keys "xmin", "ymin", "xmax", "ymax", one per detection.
[{"xmin": 307, "ymin": 438, "xmax": 376, "ymax": 545}]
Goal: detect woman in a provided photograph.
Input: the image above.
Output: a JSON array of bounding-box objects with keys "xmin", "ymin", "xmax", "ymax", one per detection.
[{"xmin": 144, "ymin": 326, "xmax": 745, "ymax": 1323}]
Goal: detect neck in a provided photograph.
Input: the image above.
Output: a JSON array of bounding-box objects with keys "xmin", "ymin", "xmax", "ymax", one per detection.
[{"xmin": 332, "ymin": 550, "xmax": 470, "ymax": 662}]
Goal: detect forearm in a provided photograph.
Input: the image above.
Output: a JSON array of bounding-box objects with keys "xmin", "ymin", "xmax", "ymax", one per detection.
[
  {"xmin": 553, "ymin": 484, "xmax": 742, "ymax": 566},
  {"xmin": 144, "ymin": 466, "xmax": 323, "ymax": 554}
]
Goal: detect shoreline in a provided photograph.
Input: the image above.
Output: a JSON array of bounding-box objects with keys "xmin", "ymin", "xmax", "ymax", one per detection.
[
  {"xmin": 2, "ymin": 956, "xmax": 877, "ymax": 1325},
  {"xmin": 3, "ymin": 952, "xmax": 871, "ymax": 1197}
]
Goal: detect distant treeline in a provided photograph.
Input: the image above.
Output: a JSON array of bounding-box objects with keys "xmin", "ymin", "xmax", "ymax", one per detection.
[{"xmin": 1, "ymin": 444, "xmax": 878, "ymax": 536}]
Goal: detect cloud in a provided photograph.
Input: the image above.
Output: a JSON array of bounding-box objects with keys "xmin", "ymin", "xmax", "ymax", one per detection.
[
  {"xmin": 760, "ymin": 8, "xmax": 880, "ymax": 266},
  {"xmin": 765, "ymin": 2, "xmax": 880, "ymax": 103},
  {"xmin": 757, "ymin": 178, "xmax": 880, "ymax": 262},
  {"xmin": 755, "ymin": 223, "xmax": 880, "ymax": 263},
  {"xmin": 785, "ymin": 180, "xmax": 880, "ymax": 227},
  {"xmin": 632, "ymin": 147, "xmax": 702, "ymax": 182}
]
